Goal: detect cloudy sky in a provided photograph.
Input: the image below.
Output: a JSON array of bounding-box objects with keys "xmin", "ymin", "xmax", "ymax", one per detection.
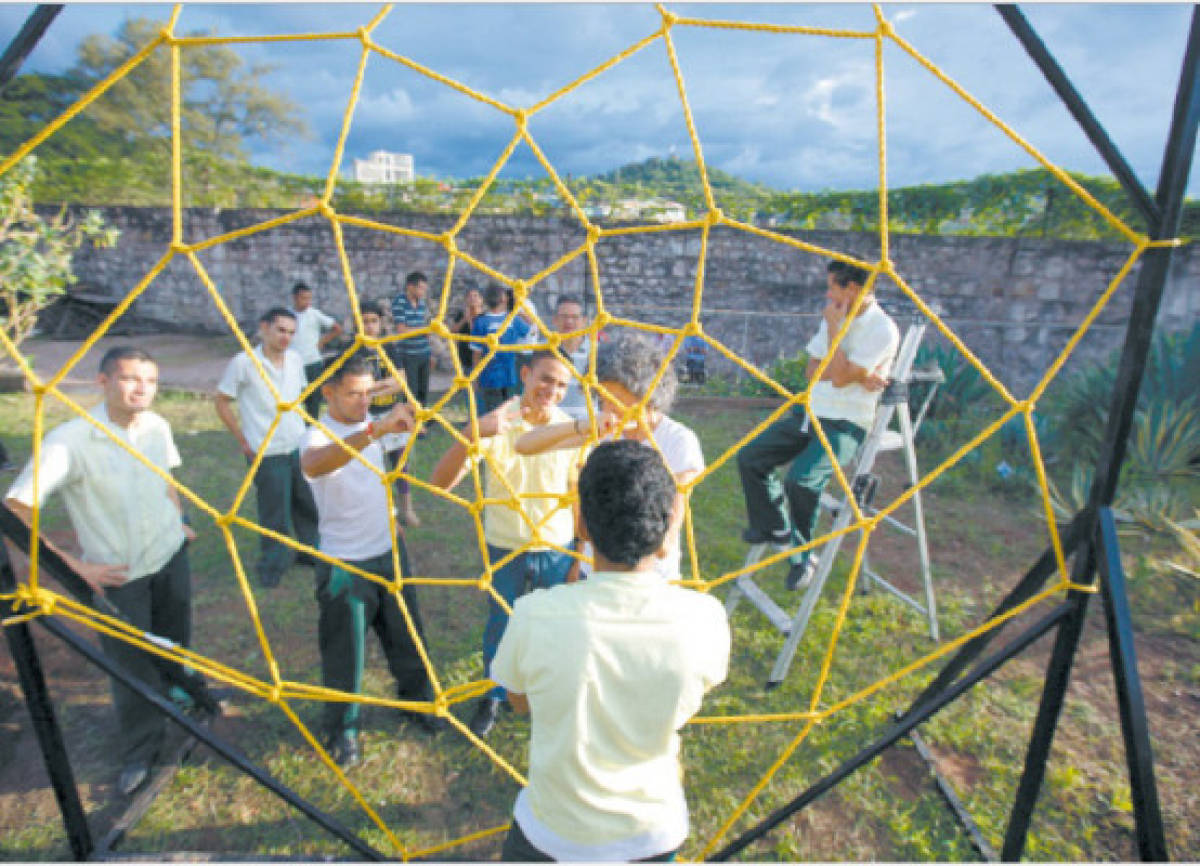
[{"xmin": 4, "ymin": 3, "xmax": 1196, "ymax": 194}]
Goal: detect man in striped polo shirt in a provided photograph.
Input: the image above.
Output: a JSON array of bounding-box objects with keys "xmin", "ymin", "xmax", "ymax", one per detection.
[{"xmin": 391, "ymin": 271, "xmax": 433, "ymax": 415}]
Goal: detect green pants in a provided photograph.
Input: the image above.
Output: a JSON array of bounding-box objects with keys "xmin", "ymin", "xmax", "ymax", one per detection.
[
  {"xmin": 102, "ymin": 542, "xmax": 195, "ymax": 765},
  {"xmin": 251, "ymin": 450, "xmax": 319, "ymax": 584},
  {"xmin": 737, "ymin": 407, "xmax": 865, "ymax": 562},
  {"xmin": 315, "ymin": 545, "xmax": 432, "ymax": 736}
]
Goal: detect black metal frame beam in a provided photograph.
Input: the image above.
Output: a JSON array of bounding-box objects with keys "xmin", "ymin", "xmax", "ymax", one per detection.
[
  {"xmin": 1096, "ymin": 508, "xmax": 1167, "ymax": 860},
  {"xmin": 0, "ymin": 508, "xmax": 387, "ymax": 861},
  {"xmin": 708, "ymin": 602, "xmax": 1072, "ymax": 861},
  {"xmin": 995, "ymin": 4, "xmax": 1160, "ymax": 228},
  {"xmin": 0, "ymin": 543, "xmax": 92, "ymax": 860},
  {"xmin": 0, "ymin": 5, "xmax": 62, "ymax": 93}
]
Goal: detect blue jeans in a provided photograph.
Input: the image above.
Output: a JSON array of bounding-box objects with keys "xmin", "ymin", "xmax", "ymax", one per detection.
[{"xmin": 482, "ymin": 544, "xmax": 573, "ymax": 699}]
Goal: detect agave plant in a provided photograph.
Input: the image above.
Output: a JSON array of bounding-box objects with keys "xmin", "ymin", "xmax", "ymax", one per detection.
[{"xmin": 1125, "ymin": 398, "xmax": 1200, "ymax": 480}]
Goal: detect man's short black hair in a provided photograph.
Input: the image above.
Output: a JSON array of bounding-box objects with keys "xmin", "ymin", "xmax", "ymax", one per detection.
[
  {"xmin": 291, "ymin": 281, "xmax": 312, "ymax": 296},
  {"xmin": 360, "ymin": 300, "xmax": 385, "ymax": 319},
  {"xmin": 484, "ymin": 284, "xmax": 507, "ymax": 310},
  {"xmin": 405, "ymin": 271, "xmax": 427, "ymax": 288},
  {"xmin": 325, "ymin": 355, "xmax": 374, "ymax": 387},
  {"xmin": 527, "ymin": 349, "xmax": 568, "ymax": 371},
  {"xmin": 259, "ymin": 306, "xmax": 297, "ymax": 326},
  {"xmin": 578, "ymin": 440, "xmax": 676, "ymax": 568},
  {"xmin": 827, "ymin": 260, "xmax": 870, "ymax": 289},
  {"xmin": 555, "ymin": 295, "xmax": 584, "ymax": 313},
  {"xmin": 98, "ymin": 346, "xmax": 155, "ymax": 375}
]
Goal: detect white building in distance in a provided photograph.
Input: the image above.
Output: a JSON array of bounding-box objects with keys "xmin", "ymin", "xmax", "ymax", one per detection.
[{"xmin": 353, "ymin": 150, "xmax": 415, "ymax": 184}]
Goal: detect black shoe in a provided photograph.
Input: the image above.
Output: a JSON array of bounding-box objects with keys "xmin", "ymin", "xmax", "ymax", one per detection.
[
  {"xmin": 401, "ymin": 709, "xmax": 443, "ymax": 735},
  {"xmin": 117, "ymin": 761, "xmax": 150, "ymax": 797},
  {"xmin": 742, "ymin": 527, "xmax": 792, "ymax": 546},
  {"xmin": 468, "ymin": 697, "xmax": 502, "ymax": 739},
  {"xmin": 786, "ymin": 559, "xmax": 817, "ymax": 591},
  {"xmin": 323, "ymin": 730, "xmax": 360, "ymax": 767}
]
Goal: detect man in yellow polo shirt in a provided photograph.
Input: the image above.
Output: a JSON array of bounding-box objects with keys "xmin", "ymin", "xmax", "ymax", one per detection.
[
  {"xmin": 491, "ymin": 440, "xmax": 730, "ymax": 861},
  {"xmin": 430, "ymin": 350, "xmax": 584, "ymax": 739}
]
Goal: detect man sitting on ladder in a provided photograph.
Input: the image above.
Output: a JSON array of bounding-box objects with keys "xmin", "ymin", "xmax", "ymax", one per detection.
[{"xmin": 737, "ymin": 259, "xmax": 900, "ymax": 590}]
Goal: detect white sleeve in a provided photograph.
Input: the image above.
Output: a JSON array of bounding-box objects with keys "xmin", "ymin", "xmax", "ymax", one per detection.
[
  {"xmin": 317, "ymin": 308, "xmax": 336, "ymax": 329},
  {"xmin": 299, "ymin": 426, "xmax": 330, "ymax": 479},
  {"xmin": 4, "ymin": 432, "xmax": 76, "ymax": 508},
  {"xmin": 163, "ymin": 423, "xmax": 182, "ymax": 470},
  {"xmin": 805, "ymin": 320, "xmax": 829, "ymax": 359},
  {"xmin": 216, "ymin": 355, "xmax": 244, "ymax": 399},
  {"xmin": 845, "ymin": 315, "xmax": 900, "ymax": 373},
  {"xmin": 489, "ymin": 596, "xmax": 528, "ymax": 693}
]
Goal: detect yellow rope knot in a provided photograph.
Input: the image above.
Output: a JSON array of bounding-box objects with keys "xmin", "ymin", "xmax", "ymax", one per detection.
[
  {"xmin": 169, "ymin": 240, "xmax": 189, "ymax": 254},
  {"xmin": 317, "ymin": 200, "xmax": 337, "ymax": 220},
  {"xmin": 876, "ymin": 17, "xmax": 897, "ymax": 39},
  {"xmin": 513, "ymin": 109, "xmax": 529, "ymax": 131},
  {"xmin": 441, "ymin": 232, "xmax": 458, "ymax": 254},
  {"xmin": 429, "ymin": 319, "xmax": 452, "ymax": 339},
  {"xmin": 216, "ymin": 511, "xmax": 236, "ymax": 529},
  {"xmin": 511, "ymin": 279, "xmax": 528, "ymax": 301},
  {"xmin": 268, "ymin": 684, "xmax": 284, "ymax": 704},
  {"xmin": 586, "ymin": 225, "xmax": 601, "ymax": 245},
  {"xmin": 545, "ymin": 332, "xmax": 562, "ymax": 350},
  {"xmin": 683, "ymin": 321, "xmax": 703, "ymax": 337},
  {"xmin": 706, "ymin": 208, "xmax": 724, "ymax": 227}
]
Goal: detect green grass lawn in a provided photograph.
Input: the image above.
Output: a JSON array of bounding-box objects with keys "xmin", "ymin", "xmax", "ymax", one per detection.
[{"xmin": 0, "ymin": 389, "xmax": 1196, "ymax": 861}]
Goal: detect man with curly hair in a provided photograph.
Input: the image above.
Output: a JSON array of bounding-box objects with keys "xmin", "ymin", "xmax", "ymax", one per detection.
[{"xmin": 492, "ymin": 440, "xmax": 730, "ymax": 861}]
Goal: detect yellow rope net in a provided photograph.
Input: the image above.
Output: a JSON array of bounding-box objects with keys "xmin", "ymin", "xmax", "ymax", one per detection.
[{"xmin": 0, "ymin": 4, "xmax": 1177, "ymax": 859}]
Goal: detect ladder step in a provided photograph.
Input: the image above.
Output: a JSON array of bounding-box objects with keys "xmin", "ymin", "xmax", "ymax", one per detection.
[{"xmin": 732, "ymin": 575, "xmax": 793, "ymax": 634}]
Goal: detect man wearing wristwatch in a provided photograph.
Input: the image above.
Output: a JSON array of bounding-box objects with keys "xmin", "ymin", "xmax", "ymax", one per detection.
[
  {"xmin": 300, "ymin": 356, "xmax": 438, "ymax": 767},
  {"xmin": 430, "ymin": 349, "xmax": 585, "ymax": 739}
]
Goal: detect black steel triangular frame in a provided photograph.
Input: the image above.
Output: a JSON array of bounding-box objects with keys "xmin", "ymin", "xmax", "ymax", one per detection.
[
  {"xmin": 1, "ymin": 4, "xmax": 1195, "ymax": 862},
  {"xmin": 711, "ymin": 6, "xmax": 1197, "ymax": 860}
]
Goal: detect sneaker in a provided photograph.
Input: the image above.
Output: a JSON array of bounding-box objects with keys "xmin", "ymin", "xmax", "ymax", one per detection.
[
  {"xmin": 401, "ymin": 709, "xmax": 443, "ymax": 735},
  {"xmin": 322, "ymin": 730, "xmax": 360, "ymax": 767},
  {"xmin": 786, "ymin": 559, "xmax": 817, "ymax": 592},
  {"xmin": 742, "ymin": 527, "xmax": 792, "ymax": 546},
  {"xmin": 467, "ymin": 697, "xmax": 502, "ymax": 739},
  {"xmin": 117, "ymin": 761, "xmax": 150, "ymax": 797}
]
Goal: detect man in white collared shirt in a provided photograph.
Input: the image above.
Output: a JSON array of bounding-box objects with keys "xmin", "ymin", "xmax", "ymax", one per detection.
[
  {"xmin": 290, "ymin": 281, "xmax": 343, "ymax": 418},
  {"xmin": 5, "ymin": 346, "xmax": 199, "ymax": 797},
  {"xmin": 215, "ymin": 307, "xmax": 319, "ymax": 588},
  {"xmin": 737, "ymin": 260, "xmax": 900, "ymax": 590}
]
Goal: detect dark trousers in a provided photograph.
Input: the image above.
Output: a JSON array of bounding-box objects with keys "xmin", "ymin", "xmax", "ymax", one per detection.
[
  {"xmin": 402, "ymin": 353, "xmax": 430, "ymax": 406},
  {"xmin": 102, "ymin": 543, "xmax": 193, "ymax": 765},
  {"xmin": 316, "ymin": 545, "xmax": 432, "ymax": 736},
  {"xmin": 303, "ymin": 361, "xmax": 325, "ymax": 419},
  {"xmin": 479, "ymin": 387, "xmax": 511, "ymax": 414},
  {"xmin": 501, "ymin": 818, "xmax": 677, "ymax": 862},
  {"xmin": 250, "ymin": 450, "xmax": 320, "ymax": 584},
  {"xmin": 737, "ymin": 407, "xmax": 865, "ymax": 563}
]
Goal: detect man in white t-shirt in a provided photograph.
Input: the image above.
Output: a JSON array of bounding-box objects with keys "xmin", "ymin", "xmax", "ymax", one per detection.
[
  {"xmin": 215, "ymin": 307, "xmax": 319, "ymax": 588},
  {"xmin": 492, "ymin": 440, "xmax": 730, "ymax": 862},
  {"xmin": 290, "ymin": 281, "xmax": 343, "ymax": 418},
  {"xmin": 737, "ymin": 260, "xmax": 900, "ymax": 590},
  {"xmin": 430, "ymin": 350, "xmax": 585, "ymax": 739},
  {"xmin": 300, "ymin": 358, "xmax": 437, "ymax": 767},
  {"xmin": 5, "ymin": 346, "xmax": 203, "ymax": 797},
  {"xmin": 550, "ymin": 295, "xmax": 593, "ymax": 422}
]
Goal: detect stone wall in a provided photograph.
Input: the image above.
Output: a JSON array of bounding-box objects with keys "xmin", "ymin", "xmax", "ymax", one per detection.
[{"xmin": 65, "ymin": 206, "xmax": 1198, "ymax": 393}]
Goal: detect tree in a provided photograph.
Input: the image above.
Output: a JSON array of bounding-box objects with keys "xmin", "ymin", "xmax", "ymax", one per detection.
[
  {"xmin": 0, "ymin": 156, "xmax": 118, "ymax": 352},
  {"xmin": 72, "ymin": 17, "xmax": 308, "ymax": 162}
]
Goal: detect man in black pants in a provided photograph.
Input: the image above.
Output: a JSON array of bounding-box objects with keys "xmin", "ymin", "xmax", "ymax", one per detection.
[
  {"xmin": 6, "ymin": 346, "xmax": 207, "ymax": 797},
  {"xmin": 300, "ymin": 357, "xmax": 439, "ymax": 767},
  {"xmin": 391, "ymin": 271, "xmax": 433, "ymax": 413}
]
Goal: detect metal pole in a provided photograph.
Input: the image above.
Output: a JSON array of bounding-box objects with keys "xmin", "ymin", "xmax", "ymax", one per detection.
[
  {"xmin": 32, "ymin": 613, "xmax": 388, "ymax": 862},
  {"xmin": 0, "ymin": 543, "xmax": 93, "ymax": 860},
  {"xmin": 993, "ymin": 11, "xmax": 1199, "ymax": 860},
  {"xmin": 1096, "ymin": 508, "xmax": 1168, "ymax": 860},
  {"xmin": 995, "ymin": 5, "xmax": 1159, "ymax": 228},
  {"xmin": 708, "ymin": 601, "xmax": 1072, "ymax": 861},
  {"xmin": 898, "ymin": 511, "xmax": 1088, "ymax": 724},
  {"xmin": 0, "ymin": 5, "xmax": 63, "ymax": 92},
  {"xmin": 1000, "ymin": 549, "xmax": 1095, "ymax": 861}
]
